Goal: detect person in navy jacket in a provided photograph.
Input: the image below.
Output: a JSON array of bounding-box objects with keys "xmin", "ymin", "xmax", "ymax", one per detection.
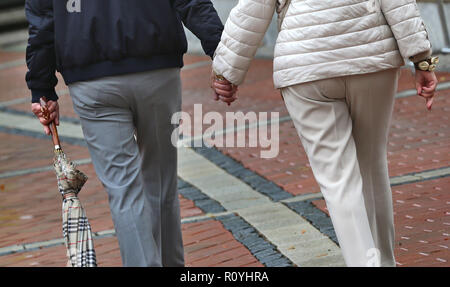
[{"xmin": 26, "ymin": 0, "xmax": 226, "ymax": 267}]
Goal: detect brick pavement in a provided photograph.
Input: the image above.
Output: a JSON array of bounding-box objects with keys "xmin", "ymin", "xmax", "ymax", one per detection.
[{"xmin": 0, "ymin": 47, "xmax": 448, "ymax": 267}]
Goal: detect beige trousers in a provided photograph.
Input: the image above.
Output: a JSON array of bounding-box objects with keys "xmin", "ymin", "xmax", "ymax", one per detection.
[{"xmin": 281, "ymin": 68, "xmax": 400, "ymax": 267}]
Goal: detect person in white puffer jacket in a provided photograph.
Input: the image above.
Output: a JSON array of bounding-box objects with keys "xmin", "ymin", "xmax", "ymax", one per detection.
[{"xmin": 211, "ymin": 0, "xmax": 439, "ymax": 267}]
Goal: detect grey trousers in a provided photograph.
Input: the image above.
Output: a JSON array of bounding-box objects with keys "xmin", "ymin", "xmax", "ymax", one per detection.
[
  {"xmin": 69, "ymin": 68, "xmax": 184, "ymax": 267},
  {"xmin": 281, "ymin": 68, "xmax": 400, "ymax": 267}
]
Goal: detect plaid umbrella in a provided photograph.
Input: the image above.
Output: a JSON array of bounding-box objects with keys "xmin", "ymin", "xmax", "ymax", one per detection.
[{"xmin": 40, "ymin": 97, "xmax": 97, "ymax": 267}]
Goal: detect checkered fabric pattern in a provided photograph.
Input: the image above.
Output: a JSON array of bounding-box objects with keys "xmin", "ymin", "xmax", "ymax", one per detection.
[
  {"xmin": 62, "ymin": 195, "xmax": 97, "ymax": 267},
  {"xmin": 54, "ymin": 150, "xmax": 97, "ymax": 267}
]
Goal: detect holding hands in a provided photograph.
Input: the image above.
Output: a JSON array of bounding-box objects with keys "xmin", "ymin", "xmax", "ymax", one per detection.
[{"xmin": 211, "ymin": 72, "xmax": 238, "ymax": 106}]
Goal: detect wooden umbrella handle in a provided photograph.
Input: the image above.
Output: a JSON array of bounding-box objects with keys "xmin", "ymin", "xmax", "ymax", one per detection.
[{"xmin": 39, "ymin": 96, "xmax": 61, "ymax": 149}]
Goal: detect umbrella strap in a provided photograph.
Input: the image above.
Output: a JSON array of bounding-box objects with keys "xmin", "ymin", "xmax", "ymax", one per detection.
[{"xmin": 63, "ymin": 192, "xmax": 77, "ymax": 199}]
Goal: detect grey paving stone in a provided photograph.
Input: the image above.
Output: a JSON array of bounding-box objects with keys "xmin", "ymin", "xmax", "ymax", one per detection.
[
  {"xmin": 265, "ymin": 258, "xmax": 293, "ymax": 267},
  {"xmin": 259, "ymin": 253, "xmax": 283, "ymax": 264},
  {"xmin": 0, "ymin": 245, "xmax": 25, "ymax": 256}
]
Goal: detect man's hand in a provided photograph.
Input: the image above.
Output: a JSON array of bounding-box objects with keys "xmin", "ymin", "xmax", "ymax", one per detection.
[
  {"xmin": 31, "ymin": 100, "xmax": 59, "ymax": 135},
  {"xmin": 211, "ymin": 72, "xmax": 238, "ymax": 106},
  {"xmin": 415, "ymin": 70, "xmax": 438, "ymax": 110}
]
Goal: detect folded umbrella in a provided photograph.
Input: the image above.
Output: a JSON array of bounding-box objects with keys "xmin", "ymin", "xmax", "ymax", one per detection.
[{"xmin": 40, "ymin": 97, "xmax": 97, "ymax": 267}]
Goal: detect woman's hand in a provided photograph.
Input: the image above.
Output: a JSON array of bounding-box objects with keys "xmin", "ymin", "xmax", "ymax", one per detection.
[
  {"xmin": 210, "ymin": 72, "xmax": 238, "ymax": 106},
  {"xmin": 415, "ymin": 70, "xmax": 438, "ymax": 110},
  {"xmin": 31, "ymin": 100, "xmax": 59, "ymax": 135}
]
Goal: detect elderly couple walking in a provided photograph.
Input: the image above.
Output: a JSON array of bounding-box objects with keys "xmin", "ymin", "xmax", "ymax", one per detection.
[{"xmin": 26, "ymin": 0, "xmax": 438, "ymax": 267}]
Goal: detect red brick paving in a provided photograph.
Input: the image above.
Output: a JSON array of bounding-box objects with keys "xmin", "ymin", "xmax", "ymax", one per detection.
[
  {"xmin": 312, "ymin": 177, "xmax": 450, "ymax": 267},
  {"xmin": 0, "ymin": 51, "xmax": 23, "ymax": 63},
  {"xmin": 0, "ymin": 219, "xmax": 263, "ymax": 267},
  {"xmin": 0, "ymin": 236, "xmax": 122, "ymax": 267},
  {"xmin": 0, "ymin": 132, "xmax": 90, "ymax": 174},
  {"xmin": 180, "ymin": 197, "xmax": 204, "ymax": 219},
  {"xmin": 0, "ymin": 167, "xmax": 112, "ymax": 248},
  {"xmin": 0, "ymin": 132, "xmax": 203, "ymax": 250},
  {"xmin": 182, "ymin": 220, "xmax": 263, "ymax": 267},
  {"xmin": 0, "ymin": 48, "xmax": 449, "ymax": 267}
]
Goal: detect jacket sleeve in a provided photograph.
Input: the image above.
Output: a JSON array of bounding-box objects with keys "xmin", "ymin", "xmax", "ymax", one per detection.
[
  {"xmin": 212, "ymin": 0, "xmax": 276, "ymax": 86},
  {"xmin": 25, "ymin": 0, "xmax": 58, "ymax": 103},
  {"xmin": 380, "ymin": 0, "xmax": 432, "ymax": 61},
  {"xmin": 173, "ymin": 0, "xmax": 224, "ymax": 59}
]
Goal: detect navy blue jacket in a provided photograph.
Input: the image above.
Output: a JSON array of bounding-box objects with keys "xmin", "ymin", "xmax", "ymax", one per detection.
[{"xmin": 25, "ymin": 0, "xmax": 224, "ymax": 103}]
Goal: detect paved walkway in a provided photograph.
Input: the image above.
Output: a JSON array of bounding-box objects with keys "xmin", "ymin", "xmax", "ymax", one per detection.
[{"xmin": 0, "ymin": 40, "xmax": 448, "ymax": 267}]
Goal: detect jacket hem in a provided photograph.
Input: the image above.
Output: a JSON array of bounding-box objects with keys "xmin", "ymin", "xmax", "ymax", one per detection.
[
  {"xmin": 274, "ymin": 52, "xmax": 406, "ymax": 89},
  {"xmin": 274, "ymin": 64, "xmax": 403, "ymax": 89},
  {"xmin": 60, "ymin": 55, "xmax": 184, "ymax": 85}
]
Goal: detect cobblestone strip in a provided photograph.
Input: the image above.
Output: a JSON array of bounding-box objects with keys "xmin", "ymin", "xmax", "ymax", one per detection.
[
  {"xmin": 0, "ymin": 111, "xmax": 84, "ymax": 139},
  {"xmin": 283, "ymin": 200, "xmax": 338, "ymax": 245},
  {"xmin": 0, "ymin": 106, "xmax": 79, "ymax": 124},
  {"xmin": 178, "ymin": 147, "xmax": 345, "ymax": 266},
  {"xmin": 0, "ymin": 29, "xmax": 28, "ymax": 49},
  {"xmin": 0, "ymin": 158, "xmax": 92, "ymax": 179},
  {"xmin": 178, "ymin": 178, "xmax": 226, "ymax": 214},
  {"xmin": 0, "ymin": 125, "xmax": 87, "ymax": 146},
  {"xmin": 0, "ymin": 232, "xmax": 112, "ymax": 257},
  {"xmin": 178, "ymin": 175, "xmax": 295, "ymax": 266},
  {"xmin": 192, "ymin": 145, "xmax": 293, "ymax": 202},
  {"xmin": 0, "ymin": 58, "xmax": 24, "ymax": 70},
  {"xmin": 390, "ymin": 166, "xmax": 450, "ymax": 186},
  {"xmin": 0, "ymin": 97, "xmax": 28, "ymax": 108},
  {"xmin": 216, "ymin": 213, "xmax": 294, "ymax": 267}
]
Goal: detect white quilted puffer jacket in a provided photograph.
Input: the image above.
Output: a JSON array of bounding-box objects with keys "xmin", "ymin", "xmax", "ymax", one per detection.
[{"xmin": 212, "ymin": 0, "xmax": 432, "ymax": 89}]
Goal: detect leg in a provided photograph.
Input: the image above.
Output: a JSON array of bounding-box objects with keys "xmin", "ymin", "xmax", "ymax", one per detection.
[
  {"xmin": 282, "ymin": 78, "xmax": 376, "ymax": 266},
  {"xmin": 69, "ymin": 79, "xmax": 162, "ymax": 267},
  {"xmin": 131, "ymin": 68, "xmax": 184, "ymax": 267},
  {"xmin": 346, "ymin": 68, "xmax": 400, "ymax": 267}
]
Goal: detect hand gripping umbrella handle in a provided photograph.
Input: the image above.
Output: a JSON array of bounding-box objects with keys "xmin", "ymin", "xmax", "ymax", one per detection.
[{"xmin": 39, "ymin": 96, "xmax": 61, "ymax": 150}]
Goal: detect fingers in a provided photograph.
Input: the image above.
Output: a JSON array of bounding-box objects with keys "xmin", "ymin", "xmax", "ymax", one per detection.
[
  {"xmin": 422, "ymin": 85, "xmax": 436, "ymax": 94},
  {"xmin": 418, "ymin": 88, "xmax": 435, "ymax": 111},
  {"xmin": 46, "ymin": 100, "xmax": 58, "ymax": 113},
  {"xmin": 426, "ymin": 97, "xmax": 434, "ymax": 111},
  {"xmin": 418, "ymin": 84, "xmax": 436, "ymax": 104},
  {"xmin": 415, "ymin": 82, "xmax": 422, "ymax": 96},
  {"xmin": 218, "ymin": 95, "xmax": 237, "ymax": 105},
  {"xmin": 415, "ymin": 71, "xmax": 438, "ymax": 111},
  {"xmin": 210, "ymin": 75, "xmax": 238, "ymax": 105},
  {"xmin": 415, "ymin": 70, "xmax": 438, "ymax": 104},
  {"xmin": 38, "ymin": 113, "xmax": 57, "ymax": 126},
  {"xmin": 31, "ymin": 103, "xmax": 43, "ymax": 117},
  {"xmin": 31, "ymin": 100, "xmax": 60, "ymax": 134},
  {"xmin": 214, "ymin": 81, "xmax": 233, "ymax": 91},
  {"xmin": 216, "ymin": 88, "xmax": 237, "ymax": 105},
  {"xmin": 213, "ymin": 81, "xmax": 236, "ymax": 98}
]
